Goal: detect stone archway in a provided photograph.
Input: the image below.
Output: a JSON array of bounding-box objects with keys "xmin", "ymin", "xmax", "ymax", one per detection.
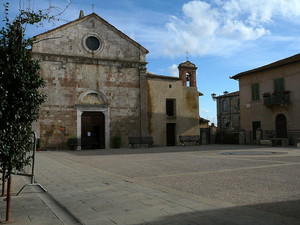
[{"xmin": 76, "ymin": 90, "xmax": 109, "ymax": 149}]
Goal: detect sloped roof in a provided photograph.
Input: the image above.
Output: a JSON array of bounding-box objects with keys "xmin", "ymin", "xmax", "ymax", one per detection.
[
  {"xmin": 231, "ymin": 53, "xmax": 300, "ymax": 80},
  {"xmin": 146, "ymin": 72, "xmax": 203, "ymax": 96},
  {"xmin": 34, "ymin": 13, "xmax": 149, "ymax": 54},
  {"xmin": 215, "ymin": 91, "xmax": 239, "ymax": 99},
  {"xmin": 146, "ymin": 72, "xmax": 181, "ymax": 80},
  {"xmin": 178, "ymin": 60, "xmax": 197, "ymax": 68},
  {"xmin": 200, "ymin": 117, "xmax": 210, "ymax": 123}
]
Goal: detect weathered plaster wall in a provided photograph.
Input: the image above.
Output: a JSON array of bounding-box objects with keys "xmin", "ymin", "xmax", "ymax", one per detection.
[
  {"xmin": 147, "ymin": 77, "xmax": 200, "ymax": 146},
  {"xmin": 239, "ymin": 62, "xmax": 300, "ymax": 132}
]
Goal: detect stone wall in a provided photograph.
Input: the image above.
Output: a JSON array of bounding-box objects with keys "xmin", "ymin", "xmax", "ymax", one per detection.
[{"xmin": 32, "ymin": 13, "xmax": 148, "ymax": 149}]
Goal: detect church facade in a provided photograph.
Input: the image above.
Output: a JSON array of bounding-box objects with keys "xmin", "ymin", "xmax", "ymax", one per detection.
[{"xmin": 32, "ymin": 12, "xmax": 201, "ymax": 149}]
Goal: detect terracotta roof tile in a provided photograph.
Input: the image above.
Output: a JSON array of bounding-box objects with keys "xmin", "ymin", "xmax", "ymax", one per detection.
[
  {"xmin": 146, "ymin": 72, "xmax": 181, "ymax": 80},
  {"xmin": 231, "ymin": 53, "xmax": 300, "ymax": 79},
  {"xmin": 215, "ymin": 91, "xmax": 239, "ymax": 98}
]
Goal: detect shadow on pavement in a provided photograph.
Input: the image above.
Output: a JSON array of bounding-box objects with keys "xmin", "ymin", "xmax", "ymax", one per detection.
[{"xmin": 131, "ymin": 199, "xmax": 300, "ymax": 225}]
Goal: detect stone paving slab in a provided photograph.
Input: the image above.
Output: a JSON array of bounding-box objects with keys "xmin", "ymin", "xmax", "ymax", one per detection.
[
  {"xmin": 2, "ymin": 145, "xmax": 299, "ymax": 224},
  {"xmin": 30, "ymin": 145, "xmax": 300, "ymax": 225},
  {"xmin": 0, "ymin": 174, "xmax": 83, "ymax": 224},
  {"xmin": 0, "ymin": 176, "xmax": 62, "ymax": 224}
]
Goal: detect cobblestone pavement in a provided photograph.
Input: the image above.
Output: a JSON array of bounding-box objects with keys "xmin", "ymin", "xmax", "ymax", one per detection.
[{"xmin": 2, "ymin": 145, "xmax": 300, "ymax": 224}]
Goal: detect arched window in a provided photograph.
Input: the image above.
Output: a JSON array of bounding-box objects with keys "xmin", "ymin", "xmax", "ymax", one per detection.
[
  {"xmin": 186, "ymin": 72, "xmax": 191, "ymax": 86},
  {"xmin": 223, "ymin": 117, "xmax": 228, "ymax": 128},
  {"xmin": 222, "ymin": 100, "xmax": 228, "ymax": 112}
]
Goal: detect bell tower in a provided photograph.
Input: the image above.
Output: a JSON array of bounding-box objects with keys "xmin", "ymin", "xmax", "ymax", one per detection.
[{"xmin": 178, "ymin": 60, "xmax": 197, "ymax": 87}]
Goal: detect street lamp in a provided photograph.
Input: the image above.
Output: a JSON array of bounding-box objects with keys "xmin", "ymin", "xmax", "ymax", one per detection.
[{"xmin": 211, "ymin": 93, "xmax": 216, "ymax": 100}]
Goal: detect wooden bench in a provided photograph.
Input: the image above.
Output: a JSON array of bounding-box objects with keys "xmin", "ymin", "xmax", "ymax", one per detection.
[
  {"xmin": 270, "ymin": 138, "xmax": 289, "ymax": 147},
  {"xmin": 128, "ymin": 137, "xmax": 154, "ymax": 148},
  {"xmin": 179, "ymin": 135, "xmax": 201, "ymax": 146}
]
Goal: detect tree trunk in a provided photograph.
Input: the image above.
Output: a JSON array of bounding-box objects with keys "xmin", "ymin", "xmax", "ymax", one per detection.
[
  {"xmin": 1, "ymin": 169, "xmax": 5, "ymax": 196},
  {"xmin": 5, "ymin": 174, "xmax": 12, "ymax": 222}
]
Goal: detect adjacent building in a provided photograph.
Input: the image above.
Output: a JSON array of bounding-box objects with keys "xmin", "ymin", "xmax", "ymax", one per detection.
[
  {"xmin": 146, "ymin": 61, "xmax": 201, "ymax": 146},
  {"xmin": 212, "ymin": 91, "xmax": 240, "ymax": 131},
  {"xmin": 231, "ymin": 54, "xmax": 300, "ymax": 144},
  {"xmin": 211, "ymin": 91, "xmax": 240, "ymax": 144},
  {"xmin": 31, "ymin": 12, "xmax": 202, "ymax": 149}
]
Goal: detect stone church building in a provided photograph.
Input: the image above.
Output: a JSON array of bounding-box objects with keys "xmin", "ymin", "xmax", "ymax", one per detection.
[{"xmin": 32, "ymin": 12, "xmax": 201, "ymax": 149}]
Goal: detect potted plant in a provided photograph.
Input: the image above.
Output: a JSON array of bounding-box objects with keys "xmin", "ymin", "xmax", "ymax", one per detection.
[
  {"xmin": 111, "ymin": 135, "xmax": 121, "ymax": 148},
  {"xmin": 36, "ymin": 138, "xmax": 41, "ymax": 151},
  {"xmin": 67, "ymin": 136, "xmax": 78, "ymax": 150}
]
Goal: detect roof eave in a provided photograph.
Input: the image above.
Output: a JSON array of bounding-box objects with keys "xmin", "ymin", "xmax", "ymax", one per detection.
[
  {"xmin": 34, "ymin": 13, "xmax": 149, "ymax": 54},
  {"xmin": 230, "ymin": 53, "xmax": 300, "ymax": 79}
]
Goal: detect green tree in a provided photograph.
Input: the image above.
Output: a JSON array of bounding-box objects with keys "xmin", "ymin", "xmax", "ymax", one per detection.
[{"xmin": 0, "ymin": 2, "xmax": 52, "ymax": 221}]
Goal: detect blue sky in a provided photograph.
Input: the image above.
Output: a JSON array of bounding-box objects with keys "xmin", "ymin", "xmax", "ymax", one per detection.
[{"xmin": 3, "ymin": 0, "xmax": 300, "ymax": 124}]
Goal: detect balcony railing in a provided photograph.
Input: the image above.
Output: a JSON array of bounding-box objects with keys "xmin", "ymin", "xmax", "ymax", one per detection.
[{"xmin": 263, "ymin": 91, "xmax": 290, "ymax": 106}]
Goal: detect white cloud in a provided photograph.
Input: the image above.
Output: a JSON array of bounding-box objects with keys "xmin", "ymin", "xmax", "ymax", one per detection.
[
  {"xmin": 221, "ymin": 19, "xmax": 269, "ymax": 40},
  {"xmin": 160, "ymin": 0, "xmax": 300, "ymax": 57},
  {"xmin": 11, "ymin": 0, "xmax": 300, "ymax": 59},
  {"xmin": 168, "ymin": 64, "xmax": 179, "ymax": 77},
  {"xmin": 201, "ymin": 108, "xmax": 209, "ymax": 114}
]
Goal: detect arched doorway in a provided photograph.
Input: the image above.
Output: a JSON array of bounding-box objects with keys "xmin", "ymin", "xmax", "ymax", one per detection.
[
  {"xmin": 276, "ymin": 114, "xmax": 287, "ymax": 138},
  {"xmin": 81, "ymin": 112, "xmax": 105, "ymax": 149},
  {"xmin": 76, "ymin": 90, "xmax": 109, "ymax": 149}
]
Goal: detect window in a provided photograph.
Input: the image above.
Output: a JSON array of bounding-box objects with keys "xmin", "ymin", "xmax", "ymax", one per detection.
[
  {"xmin": 186, "ymin": 72, "xmax": 191, "ymax": 86},
  {"xmin": 274, "ymin": 78, "xmax": 284, "ymax": 93},
  {"xmin": 86, "ymin": 36, "xmax": 100, "ymax": 51},
  {"xmin": 222, "ymin": 100, "xmax": 228, "ymax": 112},
  {"xmin": 166, "ymin": 99, "xmax": 176, "ymax": 117},
  {"xmin": 223, "ymin": 117, "xmax": 228, "ymax": 128},
  {"xmin": 83, "ymin": 33, "xmax": 103, "ymax": 53},
  {"xmin": 252, "ymin": 83, "xmax": 260, "ymax": 101}
]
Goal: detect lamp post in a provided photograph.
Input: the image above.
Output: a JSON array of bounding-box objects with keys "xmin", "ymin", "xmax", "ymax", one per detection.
[
  {"xmin": 211, "ymin": 93, "xmax": 216, "ymax": 100},
  {"xmin": 212, "ymin": 93, "xmax": 222, "ymax": 143}
]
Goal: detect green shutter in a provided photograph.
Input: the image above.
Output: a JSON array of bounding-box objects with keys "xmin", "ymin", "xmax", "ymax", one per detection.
[
  {"xmin": 274, "ymin": 78, "xmax": 284, "ymax": 93},
  {"xmin": 252, "ymin": 83, "xmax": 260, "ymax": 101}
]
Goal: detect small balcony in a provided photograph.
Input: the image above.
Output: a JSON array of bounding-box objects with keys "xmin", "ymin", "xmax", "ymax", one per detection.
[{"xmin": 263, "ymin": 91, "xmax": 290, "ymax": 106}]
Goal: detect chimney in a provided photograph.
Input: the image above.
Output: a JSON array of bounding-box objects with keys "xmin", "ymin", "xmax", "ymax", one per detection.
[{"xmin": 79, "ymin": 10, "xmax": 84, "ymax": 19}]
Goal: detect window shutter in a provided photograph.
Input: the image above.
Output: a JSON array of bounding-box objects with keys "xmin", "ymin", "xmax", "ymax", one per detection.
[
  {"xmin": 274, "ymin": 78, "xmax": 284, "ymax": 93},
  {"xmin": 252, "ymin": 83, "xmax": 259, "ymax": 100},
  {"xmin": 252, "ymin": 84, "xmax": 255, "ymax": 100}
]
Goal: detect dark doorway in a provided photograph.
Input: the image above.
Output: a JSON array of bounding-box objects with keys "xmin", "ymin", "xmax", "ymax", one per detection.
[
  {"xmin": 200, "ymin": 128, "xmax": 211, "ymax": 144},
  {"xmin": 276, "ymin": 114, "xmax": 287, "ymax": 138},
  {"xmin": 252, "ymin": 121, "xmax": 261, "ymax": 140},
  {"xmin": 166, "ymin": 123, "xmax": 176, "ymax": 146},
  {"xmin": 81, "ymin": 112, "xmax": 105, "ymax": 149}
]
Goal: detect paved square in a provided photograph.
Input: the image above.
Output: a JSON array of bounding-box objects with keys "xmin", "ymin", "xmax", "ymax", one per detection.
[{"xmin": 34, "ymin": 145, "xmax": 300, "ymax": 225}]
